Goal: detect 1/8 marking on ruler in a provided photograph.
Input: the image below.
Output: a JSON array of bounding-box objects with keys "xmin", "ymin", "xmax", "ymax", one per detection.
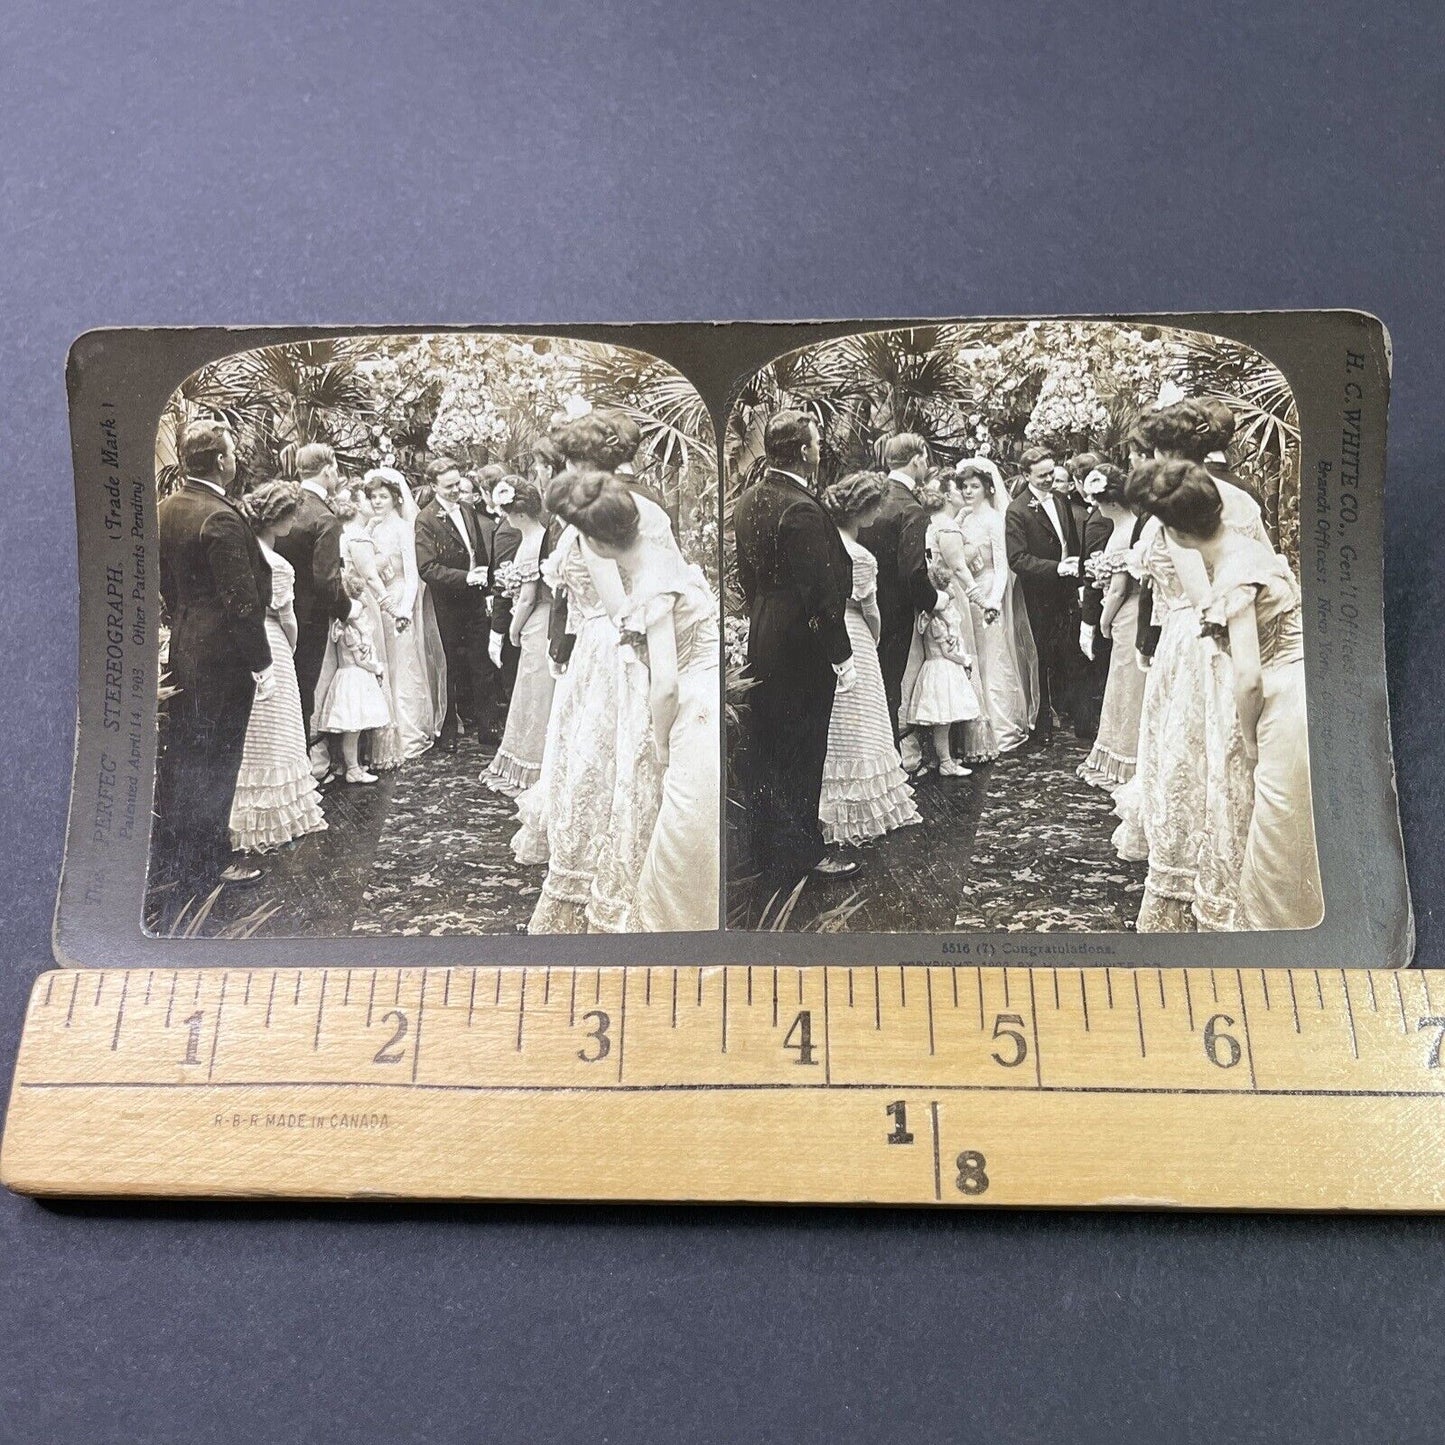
[{"xmin": 4, "ymin": 966, "xmax": 1445, "ymax": 1209}]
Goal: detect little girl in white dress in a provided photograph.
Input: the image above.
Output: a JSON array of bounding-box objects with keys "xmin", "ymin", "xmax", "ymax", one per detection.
[
  {"xmin": 904, "ymin": 591, "xmax": 981, "ymax": 778},
  {"xmin": 317, "ymin": 573, "xmax": 392, "ymax": 784}
]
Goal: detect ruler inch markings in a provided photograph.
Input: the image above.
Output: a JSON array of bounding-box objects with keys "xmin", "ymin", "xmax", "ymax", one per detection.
[
  {"xmin": 1028, "ymin": 970, "xmax": 1043, "ymax": 1089},
  {"xmin": 110, "ymin": 971, "xmax": 129, "ymax": 1052},
  {"xmin": 8, "ymin": 966, "xmax": 1442, "ymax": 1209},
  {"xmin": 1235, "ymin": 969, "xmax": 1259, "ymax": 1091},
  {"xmin": 1342, "ymin": 969, "xmax": 1360, "ymax": 1060},
  {"xmin": 929, "ymin": 1100, "xmax": 942, "ymax": 1202},
  {"xmin": 411, "ymin": 969, "xmax": 428, "ymax": 1084},
  {"xmin": 925, "ymin": 969, "xmax": 935, "ymax": 1057},
  {"xmin": 313, "ymin": 969, "xmax": 328, "ymax": 1051},
  {"xmin": 205, "ymin": 973, "xmax": 228, "ymax": 1081}
]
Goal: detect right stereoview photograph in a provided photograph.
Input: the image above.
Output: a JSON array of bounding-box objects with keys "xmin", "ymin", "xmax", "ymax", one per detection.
[{"xmin": 724, "ymin": 320, "xmax": 1321, "ymax": 935}]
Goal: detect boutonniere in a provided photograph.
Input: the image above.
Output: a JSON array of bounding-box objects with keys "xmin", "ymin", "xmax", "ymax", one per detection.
[{"xmin": 1028, "ymin": 497, "xmax": 1042, "ymax": 511}]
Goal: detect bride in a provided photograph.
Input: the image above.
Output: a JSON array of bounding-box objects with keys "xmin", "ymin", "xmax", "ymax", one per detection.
[
  {"xmin": 953, "ymin": 458, "xmax": 1038, "ymax": 754},
  {"xmin": 364, "ymin": 468, "xmax": 447, "ymax": 760}
]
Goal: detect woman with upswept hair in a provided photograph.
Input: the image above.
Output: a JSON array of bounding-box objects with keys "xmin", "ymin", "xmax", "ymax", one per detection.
[
  {"xmin": 229, "ymin": 480, "xmax": 328, "ymax": 854},
  {"xmin": 1077, "ymin": 463, "xmax": 1145, "ymax": 790},
  {"xmin": 482, "ymin": 477, "xmax": 556, "ymax": 797},
  {"xmin": 546, "ymin": 470, "xmax": 720, "ymax": 931},
  {"xmin": 512, "ymin": 409, "xmax": 685, "ymax": 932},
  {"xmin": 817, "ymin": 471, "xmax": 922, "ymax": 846},
  {"xmin": 1112, "ymin": 403, "xmax": 1276, "ymax": 931},
  {"xmin": 1129, "ymin": 459, "xmax": 1319, "ymax": 928}
]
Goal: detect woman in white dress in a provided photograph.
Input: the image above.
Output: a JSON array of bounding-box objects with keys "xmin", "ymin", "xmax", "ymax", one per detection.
[
  {"xmin": 953, "ymin": 458, "xmax": 1039, "ymax": 756},
  {"xmin": 1077, "ymin": 464, "xmax": 1146, "ymax": 789},
  {"xmin": 513, "ymin": 410, "xmax": 673, "ymax": 933},
  {"xmin": 364, "ymin": 468, "xmax": 447, "ymax": 760},
  {"xmin": 313, "ymin": 490, "xmax": 397, "ymax": 775},
  {"xmin": 483, "ymin": 477, "xmax": 556, "ymax": 797},
  {"xmin": 229, "ymin": 481, "xmax": 328, "ymax": 853},
  {"xmin": 552, "ymin": 471, "xmax": 721, "ymax": 932},
  {"xmin": 1134, "ymin": 459, "xmax": 1321, "ymax": 929},
  {"xmin": 908, "ymin": 475, "xmax": 990, "ymax": 765},
  {"xmin": 1113, "ymin": 404, "xmax": 1274, "ymax": 931},
  {"xmin": 817, "ymin": 471, "xmax": 921, "ymax": 846}
]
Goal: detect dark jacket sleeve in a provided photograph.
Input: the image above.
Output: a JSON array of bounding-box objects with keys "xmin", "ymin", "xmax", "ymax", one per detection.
[
  {"xmin": 415, "ymin": 515, "xmax": 472, "ymax": 598},
  {"xmin": 1005, "ymin": 506, "xmax": 1062, "ymax": 581},
  {"xmin": 489, "ymin": 524, "xmax": 521, "ymax": 637},
  {"xmin": 897, "ymin": 504, "xmax": 940, "ymax": 615},
  {"xmin": 779, "ymin": 501, "xmax": 851, "ymax": 667},
  {"xmin": 312, "ymin": 511, "xmax": 351, "ymax": 622},
  {"xmin": 201, "ymin": 513, "xmax": 273, "ymax": 674},
  {"xmin": 1135, "ymin": 582, "xmax": 1160, "ymax": 656},
  {"xmin": 1079, "ymin": 512, "xmax": 1113, "ymax": 627}
]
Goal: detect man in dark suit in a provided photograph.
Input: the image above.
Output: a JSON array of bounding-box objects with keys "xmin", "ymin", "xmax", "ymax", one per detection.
[
  {"xmin": 482, "ymin": 474, "xmax": 525, "ymax": 695},
  {"xmin": 415, "ymin": 456, "xmax": 494, "ymax": 750},
  {"xmin": 856, "ymin": 433, "xmax": 948, "ymax": 759},
  {"xmin": 272, "ymin": 441, "xmax": 350, "ymax": 771},
  {"xmin": 153, "ymin": 421, "xmax": 275, "ymax": 908},
  {"xmin": 1075, "ymin": 461, "xmax": 1120, "ymax": 742},
  {"xmin": 1005, "ymin": 446, "xmax": 1085, "ymax": 745},
  {"xmin": 733, "ymin": 411, "xmax": 859, "ymax": 894}
]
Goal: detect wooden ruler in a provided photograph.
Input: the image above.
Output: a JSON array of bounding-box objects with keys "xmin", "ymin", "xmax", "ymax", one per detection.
[{"xmin": 4, "ymin": 965, "xmax": 1445, "ymax": 1209}]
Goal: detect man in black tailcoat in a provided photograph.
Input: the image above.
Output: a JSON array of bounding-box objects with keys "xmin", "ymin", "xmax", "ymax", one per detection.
[
  {"xmin": 1072, "ymin": 454, "xmax": 1114, "ymax": 741},
  {"xmin": 415, "ymin": 457, "xmax": 494, "ymax": 751},
  {"xmin": 733, "ymin": 412, "xmax": 859, "ymax": 895},
  {"xmin": 1005, "ymin": 446, "xmax": 1084, "ymax": 745},
  {"xmin": 272, "ymin": 441, "xmax": 350, "ymax": 772},
  {"xmin": 856, "ymin": 433, "xmax": 947, "ymax": 759},
  {"xmin": 154, "ymin": 421, "xmax": 275, "ymax": 906}
]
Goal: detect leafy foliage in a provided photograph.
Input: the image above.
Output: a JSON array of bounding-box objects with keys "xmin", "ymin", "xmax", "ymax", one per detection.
[
  {"xmin": 725, "ymin": 320, "xmax": 1301, "ymax": 563},
  {"xmin": 154, "ymin": 332, "xmax": 720, "ymax": 577}
]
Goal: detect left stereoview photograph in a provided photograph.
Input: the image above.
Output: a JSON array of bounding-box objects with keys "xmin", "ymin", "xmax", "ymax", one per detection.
[{"xmin": 73, "ymin": 330, "xmax": 721, "ymax": 944}]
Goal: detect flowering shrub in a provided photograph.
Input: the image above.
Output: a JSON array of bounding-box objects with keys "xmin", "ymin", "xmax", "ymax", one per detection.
[{"xmin": 724, "ymin": 614, "xmax": 750, "ymax": 675}]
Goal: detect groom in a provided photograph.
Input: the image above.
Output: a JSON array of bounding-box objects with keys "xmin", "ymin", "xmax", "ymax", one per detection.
[
  {"xmin": 1005, "ymin": 446, "xmax": 1083, "ymax": 745},
  {"xmin": 734, "ymin": 411, "xmax": 858, "ymax": 894},
  {"xmin": 416, "ymin": 457, "xmax": 494, "ymax": 751}
]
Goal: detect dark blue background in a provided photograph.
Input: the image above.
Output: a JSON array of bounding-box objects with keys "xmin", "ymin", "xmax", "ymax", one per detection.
[{"xmin": 2, "ymin": 2, "xmax": 1442, "ymax": 1440}]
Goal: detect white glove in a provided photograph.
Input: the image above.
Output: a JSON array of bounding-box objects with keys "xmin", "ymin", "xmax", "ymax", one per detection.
[
  {"xmin": 548, "ymin": 657, "xmax": 568, "ymax": 679},
  {"xmin": 252, "ymin": 666, "xmax": 276, "ymax": 702},
  {"xmin": 1057, "ymin": 557, "xmax": 1080, "ymax": 579},
  {"xmin": 833, "ymin": 659, "xmax": 858, "ymax": 695},
  {"xmin": 1079, "ymin": 624, "xmax": 1095, "ymax": 661},
  {"xmin": 934, "ymin": 589, "xmax": 951, "ymax": 613},
  {"xmin": 488, "ymin": 632, "xmax": 504, "ymax": 669},
  {"xmin": 466, "ymin": 566, "xmax": 489, "ymax": 588}
]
